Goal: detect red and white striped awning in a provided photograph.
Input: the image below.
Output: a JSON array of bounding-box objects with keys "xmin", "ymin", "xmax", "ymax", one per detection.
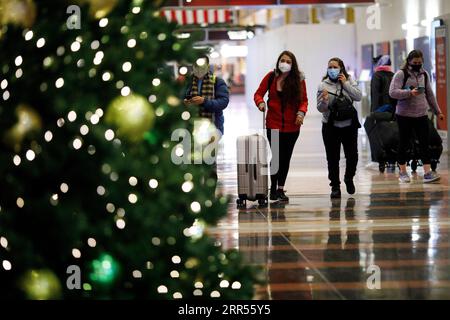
[{"xmin": 161, "ymin": 9, "xmax": 233, "ymax": 25}]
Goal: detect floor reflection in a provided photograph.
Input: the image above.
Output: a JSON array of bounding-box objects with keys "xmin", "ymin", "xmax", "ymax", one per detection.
[{"xmin": 212, "ymin": 95, "xmax": 450, "ymax": 300}]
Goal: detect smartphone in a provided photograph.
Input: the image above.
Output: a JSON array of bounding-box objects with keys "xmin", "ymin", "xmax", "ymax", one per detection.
[{"xmin": 417, "ymin": 87, "xmax": 425, "ymax": 94}]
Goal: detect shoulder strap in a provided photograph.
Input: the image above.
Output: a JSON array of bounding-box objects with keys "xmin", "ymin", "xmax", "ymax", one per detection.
[
  {"xmin": 401, "ymin": 69, "xmax": 410, "ymax": 89},
  {"xmin": 267, "ymin": 71, "xmax": 275, "ymax": 92},
  {"xmin": 423, "ymin": 71, "xmax": 428, "ymax": 87},
  {"xmin": 327, "ymin": 91, "xmax": 338, "ymax": 97}
]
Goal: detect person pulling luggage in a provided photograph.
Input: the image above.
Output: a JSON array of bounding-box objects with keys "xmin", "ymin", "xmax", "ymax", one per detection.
[
  {"xmin": 389, "ymin": 50, "xmax": 444, "ymax": 183},
  {"xmin": 317, "ymin": 57, "xmax": 362, "ymax": 199},
  {"xmin": 371, "ymin": 55, "xmax": 397, "ymax": 114},
  {"xmin": 254, "ymin": 51, "xmax": 308, "ymax": 202},
  {"xmin": 366, "ymin": 55, "xmax": 397, "ymax": 168}
]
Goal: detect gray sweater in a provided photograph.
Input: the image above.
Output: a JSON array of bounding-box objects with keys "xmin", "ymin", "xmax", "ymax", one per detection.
[
  {"xmin": 317, "ymin": 77, "xmax": 362, "ymax": 127},
  {"xmin": 389, "ymin": 67, "xmax": 441, "ymax": 118}
]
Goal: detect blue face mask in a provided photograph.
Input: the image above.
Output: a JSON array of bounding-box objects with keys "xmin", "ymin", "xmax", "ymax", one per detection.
[{"xmin": 327, "ymin": 68, "xmax": 341, "ymax": 80}]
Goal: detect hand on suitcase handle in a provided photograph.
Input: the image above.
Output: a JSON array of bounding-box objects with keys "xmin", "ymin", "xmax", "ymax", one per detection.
[
  {"xmin": 258, "ymin": 102, "xmax": 266, "ymax": 112},
  {"xmin": 295, "ymin": 114, "xmax": 304, "ymax": 126}
]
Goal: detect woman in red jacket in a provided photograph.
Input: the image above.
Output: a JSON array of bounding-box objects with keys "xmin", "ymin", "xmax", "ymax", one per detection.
[{"xmin": 254, "ymin": 51, "xmax": 308, "ymax": 202}]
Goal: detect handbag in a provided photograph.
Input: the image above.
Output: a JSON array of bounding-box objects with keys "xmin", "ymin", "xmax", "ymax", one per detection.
[{"xmin": 328, "ymin": 88, "xmax": 356, "ymax": 121}]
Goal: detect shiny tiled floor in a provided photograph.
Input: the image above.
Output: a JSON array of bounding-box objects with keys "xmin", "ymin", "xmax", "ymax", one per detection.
[{"xmin": 211, "ymin": 95, "xmax": 450, "ymax": 300}]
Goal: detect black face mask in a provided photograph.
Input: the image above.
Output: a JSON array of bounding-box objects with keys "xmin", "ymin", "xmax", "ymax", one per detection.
[{"xmin": 410, "ymin": 64, "xmax": 422, "ymax": 72}]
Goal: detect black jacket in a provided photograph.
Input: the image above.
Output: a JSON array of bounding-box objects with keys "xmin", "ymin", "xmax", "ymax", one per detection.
[{"xmin": 371, "ymin": 70, "xmax": 397, "ymax": 112}]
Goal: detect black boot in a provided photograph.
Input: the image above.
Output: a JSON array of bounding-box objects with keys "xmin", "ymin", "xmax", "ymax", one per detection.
[
  {"xmin": 331, "ymin": 186, "xmax": 341, "ymax": 199},
  {"xmin": 270, "ymin": 186, "xmax": 278, "ymax": 201},
  {"xmin": 344, "ymin": 179, "xmax": 355, "ymax": 195},
  {"xmin": 276, "ymin": 189, "xmax": 289, "ymax": 202}
]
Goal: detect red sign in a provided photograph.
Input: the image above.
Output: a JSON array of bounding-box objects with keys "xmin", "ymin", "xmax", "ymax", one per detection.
[
  {"xmin": 161, "ymin": 9, "xmax": 233, "ymax": 25},
  {"xmin": 281, "ymin": 0, "xmax": 373, "ymax": 3},
  {"xmin": 164, "ymin": 0, "xmax": 374, "ymax": 6},
  {"xmin": 435, "ymin": 27, "xmax": 447, "ymax": 131}
]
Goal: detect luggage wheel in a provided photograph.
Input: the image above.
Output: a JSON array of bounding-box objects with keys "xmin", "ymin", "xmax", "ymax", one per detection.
[
  {"xmin": 236, "ymin": 198, "xmax": 246, "ymax": 208},
  {"xmin": 258, "ymin": 198, "xmax": 268, "ymax": 207}
]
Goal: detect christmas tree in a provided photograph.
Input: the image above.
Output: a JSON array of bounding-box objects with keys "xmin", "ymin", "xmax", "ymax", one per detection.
[{"xmin": 0, "ymin": 0, "xmax": 258, "ymax": 299}]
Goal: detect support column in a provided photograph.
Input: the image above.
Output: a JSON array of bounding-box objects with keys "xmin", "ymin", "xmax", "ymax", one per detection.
[
  {"xmin": 346, "ymin": 7, "xmax": 355, "ymax": 24},
  {"xmin": 267, "ymin": 9, "xmax": 272, "ymax": 29},
  {"xmin": 311, "ymin": 7, "xmax": 319, "ymax": 24},
  {"xmin": 285, "ymin": 8, "xmax": 291, "ymax": 25}
]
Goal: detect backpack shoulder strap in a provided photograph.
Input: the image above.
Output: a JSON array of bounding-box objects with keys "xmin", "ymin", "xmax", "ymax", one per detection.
[
  {"xmin": 423, "ymin": 71, "xmax": 429, "ymax": 97},
  {"xmin": 401, "ymin": 69, "xmax": 410, "ymax": 89}
]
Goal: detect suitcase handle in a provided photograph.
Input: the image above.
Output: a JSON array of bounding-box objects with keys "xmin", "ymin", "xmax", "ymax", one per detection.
[{"xmin": 262, "ymin": 108, "xmax": 266, "ymax": 131}]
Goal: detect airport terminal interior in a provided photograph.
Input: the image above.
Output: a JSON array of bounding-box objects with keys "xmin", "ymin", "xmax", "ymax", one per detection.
[{"xmin": 179, "ymin": 0, "xmax": 450, "ymax": 299}]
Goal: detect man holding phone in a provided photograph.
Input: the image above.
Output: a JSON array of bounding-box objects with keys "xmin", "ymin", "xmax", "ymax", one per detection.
[
  {"xmin": 183, "ymin": 55, "xmax": 230, "ymax": 136},
  {"xmin": 183, "ymin": 55, "xmax": 230, "ymax": 186}
]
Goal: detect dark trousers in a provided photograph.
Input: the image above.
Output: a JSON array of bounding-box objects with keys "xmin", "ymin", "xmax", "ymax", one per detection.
[
  {"xmin": 322, "ymin": 124, "xmax": 358, "ymax": 188},
  {"xmin": 267, "ymin": 129, "xmax": 299, "ymax": 189},
  {"xmin": 396, "ymin": 115, "xmax": 430, "ymax": 166}
]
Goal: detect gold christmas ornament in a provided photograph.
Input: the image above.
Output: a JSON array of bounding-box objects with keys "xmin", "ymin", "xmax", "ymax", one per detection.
[
  {"xmin": 105, "ymin": 94, "xmax": 155, "ymax": 143},
  {"xmin": 0, "ymin": 0, "xmax": 37, "ymax": 28},
  {"xmin": 19, "ymin": 269, "xmax": 62, "ymax": 300},
  {"xmin": 76, "ymin": 0, "xmax": 118, "ymax": 19},
  {"xmin": 4, "ymin": 104, "xmax": 42, "ymax": 150}
]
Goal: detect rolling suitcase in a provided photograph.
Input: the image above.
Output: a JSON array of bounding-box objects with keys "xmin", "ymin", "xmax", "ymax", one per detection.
[
  {"xmin": 236, "ymin": 113, "xmax": 269, "ymax": 208},
  {"xmin": 364, "ymin": 112, "xmax": 399, "ymax": 172},
  {"xmin": 409, "ymin": 118, "xmax": 443, "ymax": 172}
]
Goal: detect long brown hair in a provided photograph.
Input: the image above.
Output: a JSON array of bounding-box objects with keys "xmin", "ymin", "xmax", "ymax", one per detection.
[
  {"xmin": 323, "ymin": 57, "xmax": 350, "ymax": 81},
  {"xmin": 401, "ymin": 50, "xmax": 424, "ymax": 71},
  {"xmin": 275, "ymin": 51, "xmax": 302, "ymax": 106}
]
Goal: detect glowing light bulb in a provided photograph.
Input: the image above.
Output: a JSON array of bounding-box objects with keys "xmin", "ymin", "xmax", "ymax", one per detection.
[
  {"xmin": 36, "ymin": 38, "xmax": 45, "ymax": 48},
  {"xmin": 26, "ymin": 150, "xmax": 35, "ymax": 161},
  {"xmin": 127, "ymin": 39, "xmax": 136, "ymax": 48},
  {"xmin": 68, "ymin": 111, "xmax": 77, "ymax": 122},
  {"xmin": 105, "ymin": 129, "xmax": 114, "ymax": 141},
  {"xmin": 55, "ymin": 78, "xmax": 64, "ymax": 88},
  {"xmin": 99, "ymin": 18, "xmax": 108, "ymax": 27},
  {"xmin": 25, "ymin": 31, "xmax": 33, "ymax": 41},
  {"xmin": 15, "ymin": 56, "xmax": 23, "ymax": 66}
]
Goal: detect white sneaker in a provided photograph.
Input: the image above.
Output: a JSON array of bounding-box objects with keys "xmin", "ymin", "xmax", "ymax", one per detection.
[
  {"xmin": 399, "ymin": 172, "xmax": 411, "ymax": 183},
  {"xmin": 423, "ymin": 171, "xmax": 441, "ymax": 183}
]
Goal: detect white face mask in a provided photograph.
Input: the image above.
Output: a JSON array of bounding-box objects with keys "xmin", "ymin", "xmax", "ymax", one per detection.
[
  {"xmin": 193, "ymin": 65, "xmax": 209, "ymax": 78},
  {"xmin": 278, "ymin": 62, "xmax": 292, "ymax": 73}
]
